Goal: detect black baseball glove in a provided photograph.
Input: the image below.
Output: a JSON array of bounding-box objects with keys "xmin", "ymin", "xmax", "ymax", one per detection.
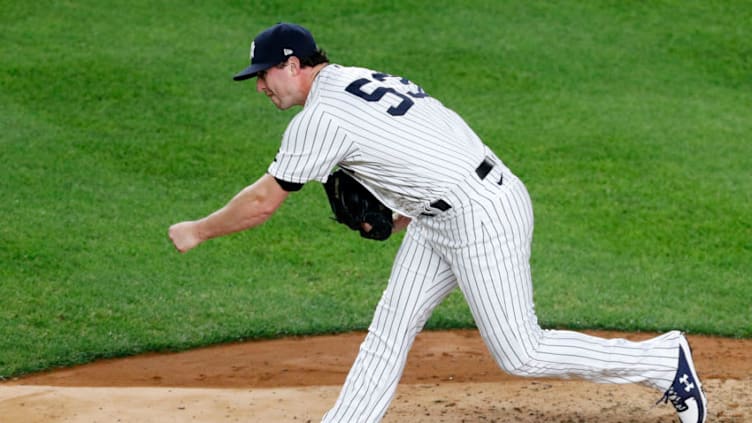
[{"xmin": 323, "ymin": 169, "xmax": 393, "ymax": 241}]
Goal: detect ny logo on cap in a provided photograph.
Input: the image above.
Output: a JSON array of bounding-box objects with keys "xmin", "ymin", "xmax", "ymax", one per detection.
[{"xmin": 250, "ymin": 41, "xmax": 255, "ymax": 60}]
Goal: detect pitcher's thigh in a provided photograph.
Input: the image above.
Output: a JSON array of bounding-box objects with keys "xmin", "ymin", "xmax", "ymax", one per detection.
[{"xmin": 453, "ymin": 243, "xmax": 542, "ymax": 373}]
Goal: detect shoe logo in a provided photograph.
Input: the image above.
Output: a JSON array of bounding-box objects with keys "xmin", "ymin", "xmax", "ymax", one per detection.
[{"xmin": 679, "ymin": 374, "xmax": 695, "ymax": 393}]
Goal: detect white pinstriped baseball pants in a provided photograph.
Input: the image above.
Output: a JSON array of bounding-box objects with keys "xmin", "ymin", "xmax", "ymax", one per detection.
[{"xmin": 322, "ymin": 155, "xmax": 682, "ymax": 423}]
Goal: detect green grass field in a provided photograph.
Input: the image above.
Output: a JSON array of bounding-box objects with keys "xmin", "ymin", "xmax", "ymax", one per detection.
[{"xmin": 1, "ymin": 0, "xmax": 750, "ymax": 378}]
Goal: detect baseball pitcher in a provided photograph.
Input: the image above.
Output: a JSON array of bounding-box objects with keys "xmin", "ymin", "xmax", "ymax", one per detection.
[{"xmin": 169, "ymin": 23, "xmax": 707, "ymax": 423}]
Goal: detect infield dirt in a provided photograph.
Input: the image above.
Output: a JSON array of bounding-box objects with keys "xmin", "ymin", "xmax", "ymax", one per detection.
[{"xmin": 1, "ymin": 329, "xmax": 750, "ymax": 422}]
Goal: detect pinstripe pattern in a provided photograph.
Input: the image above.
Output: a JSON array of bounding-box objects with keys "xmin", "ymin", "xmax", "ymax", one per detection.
[
  {"xmin": 322, "ymin": 153, "xmax": 682, "ymax": 423},
  {"xmin": 268, "ymin": 65, "xmax": 486, "ymax": 217},
  {"xmin": 323, "ymin": 235, "xmax": 458, "ymax": 422},
  {"xmin": 267, "ymin": 65, "xmax": 684, "ymax": 422}
]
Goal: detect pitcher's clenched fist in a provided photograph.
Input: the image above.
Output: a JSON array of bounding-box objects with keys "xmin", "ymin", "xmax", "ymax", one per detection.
[{"xmin": 168, "ymin": 221, "xmax": 203, "ymax": 253}]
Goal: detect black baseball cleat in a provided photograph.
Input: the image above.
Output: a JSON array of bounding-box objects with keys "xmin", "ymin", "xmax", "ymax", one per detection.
[{"xmin": 658, "ymin": 334, "xmax": 708, "ymax": 423}]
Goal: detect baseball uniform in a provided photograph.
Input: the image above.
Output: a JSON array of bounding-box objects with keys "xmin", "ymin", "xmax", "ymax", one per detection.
[
  {"xmin": 267, "ymin": 64, "xmax": 685, "ymax": 422},
  {"xmin": 195, "ymin": 22, "xmax": 705, "ymax": 423}
]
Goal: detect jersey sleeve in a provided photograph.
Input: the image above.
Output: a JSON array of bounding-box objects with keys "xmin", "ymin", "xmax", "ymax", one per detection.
[
  {"xmin": 268, "ymin": 107, "xmax": 351, "ymax": 185},
  {"xmin": 272, "ymin": 177, "xmax": 304, "ymax": 192}
]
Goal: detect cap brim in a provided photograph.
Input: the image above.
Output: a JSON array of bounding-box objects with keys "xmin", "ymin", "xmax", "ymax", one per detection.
[{"xmin": 233, "ymin": 62, "xmax": 273, "ymax": 81}]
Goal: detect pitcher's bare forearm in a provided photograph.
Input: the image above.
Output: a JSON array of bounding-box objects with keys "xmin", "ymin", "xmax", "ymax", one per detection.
[
  {"xmin": 169, "ymin": 173, "xmax": 289, "ymax": 252},
  {"xmin": 198, "ymin": 174, "xmax": 289, "ymax": 238}
]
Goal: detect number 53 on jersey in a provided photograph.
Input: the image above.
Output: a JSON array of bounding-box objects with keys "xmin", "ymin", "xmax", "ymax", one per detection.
[{"xmin": 345, "ymin": 73, "xmax": 429, "ymax": 116}]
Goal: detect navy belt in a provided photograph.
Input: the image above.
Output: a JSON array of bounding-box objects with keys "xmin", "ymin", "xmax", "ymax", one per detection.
[
  {"xmin": 423, "ymin": 159, "xmax": 500, "ymax": 215},
  {"xmin": 475, "ymin": 158, "xmax": 494, "ymax": 180}
]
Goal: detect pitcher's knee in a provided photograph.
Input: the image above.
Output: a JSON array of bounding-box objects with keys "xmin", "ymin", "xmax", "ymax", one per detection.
[
  {"xmin": 484, "ymin": 335, "xmax": 549, "ymax": 377},
  {"xmin": 500, "ymin": 359, "xmax": 547, "ymax": 378}
]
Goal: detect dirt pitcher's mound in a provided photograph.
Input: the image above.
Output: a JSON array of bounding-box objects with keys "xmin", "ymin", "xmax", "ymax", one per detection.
[{"xmin": 2, "ymin": 330, "xmax": 751, "ymax": 422}]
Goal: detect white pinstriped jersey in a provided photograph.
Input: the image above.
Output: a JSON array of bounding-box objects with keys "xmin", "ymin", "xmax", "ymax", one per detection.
[{"xmin": 267, "ymin": 64, "xmax": 487, "ymax": 217}]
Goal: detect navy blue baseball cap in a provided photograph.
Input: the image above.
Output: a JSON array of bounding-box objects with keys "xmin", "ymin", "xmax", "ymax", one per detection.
[{"xmin": 233, "ymin": 23, "xmax": 318, "ymax": 81}]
